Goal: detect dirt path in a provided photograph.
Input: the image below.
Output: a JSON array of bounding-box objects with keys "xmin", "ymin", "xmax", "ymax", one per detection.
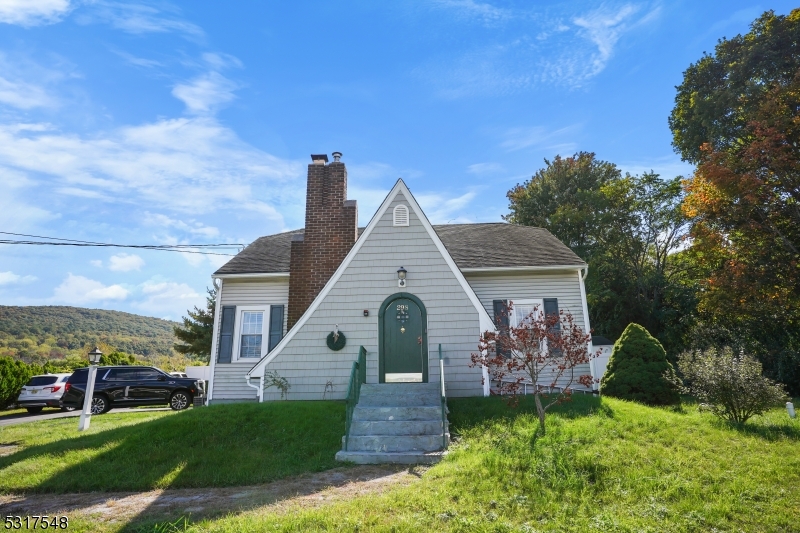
[{"xmin": 0, "ymin": 465, "xmax": 424, "ymax": 524}]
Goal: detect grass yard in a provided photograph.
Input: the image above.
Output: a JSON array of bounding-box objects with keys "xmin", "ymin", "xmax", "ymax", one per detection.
[
  {"xmin": 138, "ymin": 395, "xmax": 800, "ymax": 533},
  {"xmin": 0, "ymin": 401, "xmax": 347, "ymax": 494}
]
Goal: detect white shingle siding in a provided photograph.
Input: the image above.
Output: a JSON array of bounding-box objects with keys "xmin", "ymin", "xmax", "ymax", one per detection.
[
  {"xmin": 260, "ymin": 191, "xmax": 484, "ymax": 400},
  {"xmin": 210, "ymin": 279, "xmax": 289, "ymax": 401},
  {"xmin": 465, "ymin": 270, "xmax": 593, "ymax": 390}
]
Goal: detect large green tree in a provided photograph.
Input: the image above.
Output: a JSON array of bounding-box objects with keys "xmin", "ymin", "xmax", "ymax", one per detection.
[
  {"xmin": 506, "ymin": 153, "xmax": 696, "ymax": 356},
  {"xmin": 173, "ymin": 288, "xmax": 216, "ymax": 363},
  {"xmin": 670, "ymin": 9, "xmax": 800, "ymax": 392}
]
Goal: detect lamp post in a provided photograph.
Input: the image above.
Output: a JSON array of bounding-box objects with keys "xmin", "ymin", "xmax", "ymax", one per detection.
[{"xmin": 78, "ymin": 347, "xmax": 103, "ymax": 431}]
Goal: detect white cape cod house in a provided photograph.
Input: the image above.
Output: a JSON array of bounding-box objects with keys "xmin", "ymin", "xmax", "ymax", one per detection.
[{"xmin": 207, "ymin": 153, "xmax": 596, "ymax": 405}]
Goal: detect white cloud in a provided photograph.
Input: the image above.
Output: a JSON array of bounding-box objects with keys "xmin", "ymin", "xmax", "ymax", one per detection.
[
  {"xmin": 0, "ymin": 74, "xmax": 54, "ymax": 109},
  {"xmin": 201, "ymin": 52, "xmax": 242, "ymax": 70},
  {"xmin": 111, "ymin": 49, "xmax": 163, "ymax": 68},
  {"xmin": 0, "ymin": 53, "xmax": 64, "ymax": 110},
  {"xmin": 53, "ymin": 273, "xmax": 129, "ymax": 303},
  {"xmin": 419, "ymin": 2, "xmax": 661, "ymax": 96},
  {"xmin": 134, "ymin": 280, "xmax": 202, "ymax": 317},
  {"xmin": 108, "ymin": 253, "xmax": 144, "ymax": 272},
  {"xmin": 143, "ymin": 212, "xmax": 220, "ymax": 238},
  {"xmin": 90, "ymin": 259, "xmax": 103, "ymax": 267},
  {"xmin": 467, "ymin": 162, "xmax": 504, "ymax": 175},
  {"xmin": 0, "ymin": 182, "xmax": 58, "ymax": 232},
  {"xmin": 172, "ymin": 72, "xmax": 238, "ymax": 114},
  {"xmin": 0, "ymin": 116, "xmax": 302, "ymax": 218},
  {"xmin": 500, "ymin": 125, "xmax": 579, "ymax": 153},
  {"xmin": 572, "ymin": 4, "xmax": 645, "ymax": 79},
  {"xmin": 0, "ymin": 271, "xmax": 37, "ymax": 285},
  {"xmin": 0, "ymin": 0, "xmax": 71, "ymax": 27},
  {"xmin": 417, "ymin": 190, "xmax": 478, "ymax": 224},
  {"xmin": 78, "ymin": 1, "xmax": 203, "ymax": 39},
  {"xmin": 431, "ymin": 0, "xmax": 510, "ymax": 25}
]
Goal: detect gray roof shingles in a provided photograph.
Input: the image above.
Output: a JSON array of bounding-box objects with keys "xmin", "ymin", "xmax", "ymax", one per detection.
[{"xmin": 214, "ymin": 223, "xmax": 585, "ymax": 275}]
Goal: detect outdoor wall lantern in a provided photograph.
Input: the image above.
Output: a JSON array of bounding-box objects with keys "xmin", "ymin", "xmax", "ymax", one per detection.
[
  {"xmin": 78, "ymin": 347, "xmax": 103, "ymax": 431},
  {"xmin": 397, "ymin": 266, "xmax": 407, "ymax": 288}
]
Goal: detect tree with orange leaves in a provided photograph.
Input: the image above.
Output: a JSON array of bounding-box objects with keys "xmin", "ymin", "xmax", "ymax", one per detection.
[{"xmin": 670, "ymin": 9, "xmax": 800, "ymax": 392}]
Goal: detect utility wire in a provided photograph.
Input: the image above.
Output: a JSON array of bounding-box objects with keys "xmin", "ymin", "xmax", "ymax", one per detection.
[{"xmin": 0, "ymin": 231, "xmax": 245, "ymax": 256}]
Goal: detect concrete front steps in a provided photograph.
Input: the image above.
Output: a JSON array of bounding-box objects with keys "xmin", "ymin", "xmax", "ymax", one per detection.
[{"xmin": 335, "ymin": 383, "xmax": 449, "ymax": 465}]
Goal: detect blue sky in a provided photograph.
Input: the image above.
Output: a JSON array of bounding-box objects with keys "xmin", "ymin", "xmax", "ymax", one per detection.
[{"xmin": 0, "ymin": 0, "xmax": 794, "ymax": 320}]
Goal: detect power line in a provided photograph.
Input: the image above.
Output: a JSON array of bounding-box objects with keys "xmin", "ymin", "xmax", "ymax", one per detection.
[{"xmin": 0, "ymin": 231, "xmax": 246, "ymax": 256}]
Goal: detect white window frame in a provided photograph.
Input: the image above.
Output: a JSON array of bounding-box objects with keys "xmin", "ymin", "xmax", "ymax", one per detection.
[
  {"xmin": 507, "ymin": 298, "xmax": 544, "ymax": 328},
  {"xmin": 232, "ymin": 306, "xmax": 271, "ymax": 362}
]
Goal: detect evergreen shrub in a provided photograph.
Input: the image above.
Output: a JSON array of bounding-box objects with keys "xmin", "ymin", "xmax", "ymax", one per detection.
[{"xmin": 601, "ymin": 323, "xmax": 681, "ymax": 405}]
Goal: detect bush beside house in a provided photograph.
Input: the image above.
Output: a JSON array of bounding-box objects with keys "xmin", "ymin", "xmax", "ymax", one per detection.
[
  {"xmin": 601, "ymin": 323, "xmax": 681, "ymax": 405},
  {"xmin": 679, "ymin": 347, "xmax": 789, "ymax": 423}
]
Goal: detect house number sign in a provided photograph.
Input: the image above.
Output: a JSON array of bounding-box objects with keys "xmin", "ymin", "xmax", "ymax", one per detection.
[{"xmin": 397, "ymin": 304, "xmax": 409, "ymax": 333}]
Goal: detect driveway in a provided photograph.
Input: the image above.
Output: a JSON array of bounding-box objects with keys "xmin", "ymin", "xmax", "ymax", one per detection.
[{"xmin": 0, "ymin": 407, "xmax": 172, "ymax": 427}]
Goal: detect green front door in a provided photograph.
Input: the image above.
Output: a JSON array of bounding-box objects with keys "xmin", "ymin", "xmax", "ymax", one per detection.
[{"xmin": 380, "ymin": 294, "xmax": 428, "ymax": 383}]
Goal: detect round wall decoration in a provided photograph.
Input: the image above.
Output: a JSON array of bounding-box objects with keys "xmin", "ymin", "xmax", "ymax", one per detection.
[{"xmin": 326, "ymin": 330, "xmax": 346, "ymax": 351}]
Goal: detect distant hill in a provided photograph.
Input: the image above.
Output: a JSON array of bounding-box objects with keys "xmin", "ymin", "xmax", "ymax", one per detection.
[{"xmin": 0, "ymin": 306, "xmax": 180, "ymax": 361}]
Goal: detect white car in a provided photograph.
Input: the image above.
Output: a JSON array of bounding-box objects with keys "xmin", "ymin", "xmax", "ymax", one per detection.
[{"xmin": 17, "ymin": 373, "xmax": 74, "ymax": 414}]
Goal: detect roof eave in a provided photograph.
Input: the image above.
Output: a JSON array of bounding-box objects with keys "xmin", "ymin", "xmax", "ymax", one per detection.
[
  {"xmin": 461, "ymin": 264, "xmax": 587, "ymax": 274},
  {"xmin": 212, "ymin": 272, "xmax": 290, "ymax": 280}
]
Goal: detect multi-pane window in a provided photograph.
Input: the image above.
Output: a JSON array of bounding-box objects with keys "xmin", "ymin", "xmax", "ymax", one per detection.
[
  {"xmin": 240, "ymin": 311, "xmax": 264, "ymax": 358},
  {"xmin": 511, "ymin": 302, "xmax": 539, "ymax": 328}
]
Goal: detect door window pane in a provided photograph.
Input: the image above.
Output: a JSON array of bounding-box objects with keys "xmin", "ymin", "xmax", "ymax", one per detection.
[{"xmin": 240, "ymin": 311, "xmax": 264, "ymax": 358}]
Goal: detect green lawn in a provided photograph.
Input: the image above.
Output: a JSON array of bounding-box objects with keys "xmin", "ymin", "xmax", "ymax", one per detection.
[
  {"xmin": 145, "ymin": 395, "xmax": 800, "ymax": 533},
  {"xmin": 0, "ymin": 401, "xmax": 347, "ymax": 493}
]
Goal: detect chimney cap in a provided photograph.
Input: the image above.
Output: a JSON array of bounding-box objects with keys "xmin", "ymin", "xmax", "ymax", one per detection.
[
  {"xmin": 311, "ymin": 154, "xmax": 328, "ymax": 164},
  {"xmin": 332, "ymin": 151, "xmax": 342, "ymax": 162}
]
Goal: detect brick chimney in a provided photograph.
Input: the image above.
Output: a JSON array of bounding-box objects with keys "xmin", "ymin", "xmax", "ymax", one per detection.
[{"xmin": 287, "ymin": 152, "xmax": 358, "ymax": 328}]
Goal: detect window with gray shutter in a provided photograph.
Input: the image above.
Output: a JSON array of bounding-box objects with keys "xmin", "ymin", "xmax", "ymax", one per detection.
[
  {"xmin": 543, "ymin": 298, "xmax": 561, "ymax": 354},
  {"xmin": 217, "ymin": 305, "xmax": 235, "ymax": 363},
  {"xmin": 268, "ymin": 305, "xmax": 284, "ymax": 352},
  {"xmin": 493, "ymin": 299, "xmax": 511, "ymax": 358}
]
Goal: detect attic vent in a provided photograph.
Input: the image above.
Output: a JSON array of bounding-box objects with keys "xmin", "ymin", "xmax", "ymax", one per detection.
[{"xmin": 393, "ymin": 204, "xmax": 409, "ymax": 227}]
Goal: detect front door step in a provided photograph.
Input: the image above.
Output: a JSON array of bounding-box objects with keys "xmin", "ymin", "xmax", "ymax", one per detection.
[
  {"xmin": 334, "ymin": 450, "xmax": 445, "ymax": 465},
  {"xmin": 337, "ymin": 383, "xmax": 449, "ymax": 465}
]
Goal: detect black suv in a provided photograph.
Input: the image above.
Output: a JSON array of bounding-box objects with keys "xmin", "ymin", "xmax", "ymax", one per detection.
[{"xmin": 61, "ymin": 366, "xmax": 202, "ymax": 414}]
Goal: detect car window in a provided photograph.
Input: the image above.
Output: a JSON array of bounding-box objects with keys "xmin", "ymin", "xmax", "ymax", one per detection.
[
  {"xmin": 26, "ymin": 376, "xmax": 59, "ymax": 386},
  {"xmin": 104, "ymin": 368, "xmax": 140, "ymax": 381},
  {"xmin": 137, "ymin": 369, "xmax": 164, "ymax": 381},
  {"xmin": 67, "ymin": 369, "xmax": 89, "ymax": 383}
]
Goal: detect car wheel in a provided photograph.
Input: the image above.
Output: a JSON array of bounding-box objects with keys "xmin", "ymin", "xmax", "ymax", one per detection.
[
  {"xmin": 90, "ymin": 395, "xmax": 109, "ymax": 415},
  {"xmin": 26, "ymin": 407, "xmax": 43, "ymax": 414},
  {"xmin": 170, "ymin": 391, "xmax": 191, "ymax": 410},
  {"xmin": 61, "ymin": 406, "xmax": 76, "ymax": 412}
]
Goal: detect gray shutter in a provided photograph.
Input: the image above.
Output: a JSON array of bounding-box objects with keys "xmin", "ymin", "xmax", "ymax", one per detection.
[
  {"xmin": 543, "ymin": 298, "xmax": 561, "ymax": 354},
  {"xmin": 543, "ymin": 298, "xmax": 560, "ymax": 332},
  {"xmin": 217, "ymin": 305, "xmax": 235, "ymax": 364},
  {"xmin": 493, "ymin": 299, "xmax": 511, "ymax": 358},
  {"xmin": 268, "ymin": 305, "xmax": 284, "ymax": 352}
]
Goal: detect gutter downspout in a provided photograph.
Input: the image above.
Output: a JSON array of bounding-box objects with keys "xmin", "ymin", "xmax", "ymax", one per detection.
[
  {"xmin": 577, "ymin": 267, "xmax": 597, "ymax": 389},
  {"xmin": 207, "ymin": 277, "xmax": 223, "ymax": 403}
]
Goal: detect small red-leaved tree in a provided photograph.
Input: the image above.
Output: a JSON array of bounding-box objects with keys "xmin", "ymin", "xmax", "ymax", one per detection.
[{"xmin": 470, "ymin": 302, "xmax": 599, "ymax": 434}]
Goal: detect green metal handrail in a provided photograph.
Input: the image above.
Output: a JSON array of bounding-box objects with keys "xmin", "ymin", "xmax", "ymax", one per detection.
[
  {"xmin": 439, "ymin": 344, "xmax": 448, "ymax": 450},
  {"xmin": 345, "ymin": 346, "xmax": 367, "ymax": 451}
]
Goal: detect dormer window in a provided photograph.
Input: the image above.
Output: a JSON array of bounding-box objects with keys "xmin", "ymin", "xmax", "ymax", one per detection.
[{"xmin": 393, "ymin": 204, "xmax": 409, "ymax": 226}]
